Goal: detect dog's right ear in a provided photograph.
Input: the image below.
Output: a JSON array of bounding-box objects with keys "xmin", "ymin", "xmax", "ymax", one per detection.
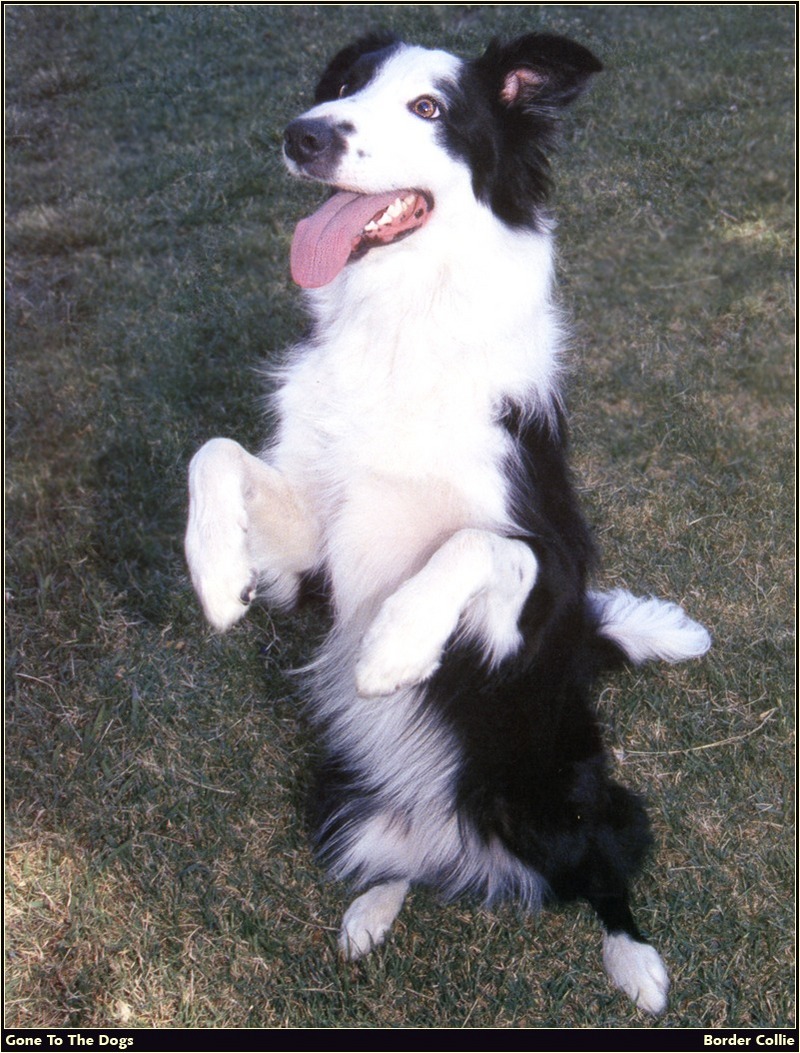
[
  {"xmin": 478, "ymin": 33, "xmax": 603, "ymax": 113},
  {"xmin": 314, "ymin": 33, "xmax": 399, "ymax": 103}
]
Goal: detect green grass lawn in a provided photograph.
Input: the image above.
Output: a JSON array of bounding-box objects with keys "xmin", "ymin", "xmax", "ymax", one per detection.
[{"xmin": 5, "ymin": 3, "xmax": 795, "ymax": 1031}]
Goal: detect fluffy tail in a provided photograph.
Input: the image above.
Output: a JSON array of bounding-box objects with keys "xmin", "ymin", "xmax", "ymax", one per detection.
[{"xmin": 589, "ymin": 588, "xmax": 711, "ymax": 665}]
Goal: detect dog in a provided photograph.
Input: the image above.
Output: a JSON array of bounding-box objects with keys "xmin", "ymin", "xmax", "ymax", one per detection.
[{"xmin": 184, "ymin": 32, "xmax": 711, "ymax": 1015}]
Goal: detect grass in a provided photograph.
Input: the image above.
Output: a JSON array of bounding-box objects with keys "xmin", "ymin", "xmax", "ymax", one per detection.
[{"xmin": 4, "ymin": 3, "xmax": 795, "ymax": 1032}]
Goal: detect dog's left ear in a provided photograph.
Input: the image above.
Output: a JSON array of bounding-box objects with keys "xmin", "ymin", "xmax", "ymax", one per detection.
[
  {"xmin": 314, "ymin": 33, "xmax": 399, "ymax": 103},
  {"xmin": 478, "ymin": 33, "xmax": 602, "ymax": 111}
]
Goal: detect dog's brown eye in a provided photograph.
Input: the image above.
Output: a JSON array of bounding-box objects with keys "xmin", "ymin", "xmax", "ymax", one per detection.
[
  {"xmin": 410, "ymin": 96, "xmax": 440, "ymax": 119},
  {"xmin": 338, "ymin": 83, "xmax": 349, "ymax": 98}
]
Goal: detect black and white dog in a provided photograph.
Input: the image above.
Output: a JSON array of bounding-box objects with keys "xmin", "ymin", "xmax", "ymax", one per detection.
[{"xmin": 185, "ymin": 33, "xmax": 710, "ymax": 1015}]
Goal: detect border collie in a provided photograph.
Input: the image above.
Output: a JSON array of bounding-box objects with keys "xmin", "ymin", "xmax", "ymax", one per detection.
[{"xmin": 185, "ymin": 32, "xmax": 711, "ymax": 1015}]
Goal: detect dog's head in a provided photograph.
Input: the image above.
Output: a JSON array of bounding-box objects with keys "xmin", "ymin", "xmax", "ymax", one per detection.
[
  {"xmin": 284, "ymin": 36, "xmax": 462, "ymax": 196},
  {"xmin": 284, "ymin": 33, "xmax": 601, "ymax": 288}
]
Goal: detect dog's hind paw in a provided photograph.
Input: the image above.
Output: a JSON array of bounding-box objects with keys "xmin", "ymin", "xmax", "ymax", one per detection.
[
  {"xmin": 603, "ymin": 933, "xmax": 670, "ymax": 1016},
  {"xmin": 338, "ymin": 881, "xmax": 409, "ymax": 960}
]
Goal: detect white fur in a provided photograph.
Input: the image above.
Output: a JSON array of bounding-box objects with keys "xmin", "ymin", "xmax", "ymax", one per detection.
[
  {"xmin": 291, "ymin": 48, "xmax": 465, "ymax": 200},
  {"xmin": 603, "ymin": 932, "xmax": 670, "ymax": 1016},
  {"xmin": 185, "ymin": 437, "xmax": 319, "ymax": 628},
  {"xmin": 339, "ymin": 880, "xmax": 410, "ymax": 959},
  {"xmin": 356, "ymin": 529, "xmax": 538, "ymax": 697},
  {"xmin": 591, "ymin": 588, "xmax": 711, "ymax": 665}
]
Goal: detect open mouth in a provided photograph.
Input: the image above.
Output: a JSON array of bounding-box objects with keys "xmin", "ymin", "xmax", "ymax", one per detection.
[
  {"xmin": 290, "ymin": 189, "xmax": 434, "ymax": 289},
  {"xmin": 354, "ymin": 191, "xmax": 433, "ymax": 255}
]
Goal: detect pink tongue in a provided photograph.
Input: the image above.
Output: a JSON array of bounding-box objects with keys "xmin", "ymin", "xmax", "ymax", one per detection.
[{"xmin": 290, "ymin": 190, "xmax": 418, "ymax": 289}]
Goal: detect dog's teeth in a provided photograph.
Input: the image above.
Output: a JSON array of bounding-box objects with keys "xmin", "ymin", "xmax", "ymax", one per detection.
[{"xmin": 365, "ymin": 196, "xmax": 415, "ymax": 235}]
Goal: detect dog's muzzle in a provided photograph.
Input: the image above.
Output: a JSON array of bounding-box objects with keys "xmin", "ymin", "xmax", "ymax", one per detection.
[{"xmin": 284, "ymin": 118, "xmax": 346, "ymax": 178}]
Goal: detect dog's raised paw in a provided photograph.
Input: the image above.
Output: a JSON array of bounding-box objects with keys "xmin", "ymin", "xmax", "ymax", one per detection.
[
  {"xmin": 185, "ymin": 440, "xmax": 259, "ymax": 632},
  {"xmin": 192, "ymin": 557, "xmax": 257, "ymax": 633},
  {"xmin": 355, "ymin": 590, "xmax": 455, "ymax": 697},
  {"xmin": 355, "ymin": 635, "xmax": 442, "ymax": 697},
  {"xmin": 353, "ymin": 566, "xmax": 470, "ymax": 697},
  {"xmin": 239, "ymin": 578, "xmax": 258, "ymax": 607}
]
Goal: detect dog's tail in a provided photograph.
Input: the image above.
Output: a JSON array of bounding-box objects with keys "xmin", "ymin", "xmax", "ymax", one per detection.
[{"xmin": 589, "ymin": 588, "xmax": 711, "ymax": 665}]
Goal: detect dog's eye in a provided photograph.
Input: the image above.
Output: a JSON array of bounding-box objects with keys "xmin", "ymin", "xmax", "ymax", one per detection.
[
  {"xmin": 338, "ymin": 83, "xmax": 350, "ymax": 98},
  {"xmin": 410, "ymin": 96, "xmax": 440, "ymax": 120}
]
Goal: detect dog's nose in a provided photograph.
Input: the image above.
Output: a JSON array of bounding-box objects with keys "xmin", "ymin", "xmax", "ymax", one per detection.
[{"xmin": 284, "ymin": 118, "xmax": 337, "ymax": 165}]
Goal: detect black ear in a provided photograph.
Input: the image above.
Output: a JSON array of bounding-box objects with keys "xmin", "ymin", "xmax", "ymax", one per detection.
[
  {"xmin": 478, "ymin": 33, "xmax": 602, "ymax": 111},
  {"xmin": 314, "ymin": 33, "xmax": 399, "ymax": 103}
]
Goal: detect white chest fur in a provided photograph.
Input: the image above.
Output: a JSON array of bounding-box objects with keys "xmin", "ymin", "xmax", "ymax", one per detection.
[{"xmin": 269, "ymin": 211, "xmax": 561, "ymax": 618}]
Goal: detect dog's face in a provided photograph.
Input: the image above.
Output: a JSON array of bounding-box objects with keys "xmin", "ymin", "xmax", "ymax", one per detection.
[
  {"xmin": 284, "ymin": 40, "xmax": 465, "ymax": 199},
  {"xmin": 283, "ymin": 33, "xmax": 602, "ymax": 283}
]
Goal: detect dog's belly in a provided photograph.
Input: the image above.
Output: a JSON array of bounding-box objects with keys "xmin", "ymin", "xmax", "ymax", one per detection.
[
  {"xmin": 276, "ymin": 368, "xmax": 514, "ymax": 620},
  {"xmin": 322, "ymin": 471, "xmax": 482, "ymax": 620}
]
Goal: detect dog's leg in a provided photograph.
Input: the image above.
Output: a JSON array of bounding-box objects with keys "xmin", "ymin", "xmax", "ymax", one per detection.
[
  {"xmin": 185, "ymin": 438, "xmax": 319, "ymax": 630},
  {"xmin": 338, "ymin": 879, "xmax": 410, "ymax": 959},
  {"xmin": 586, "ymin": 890, "xmax": 669, "ymax": 1016},
  {"xmin": 356, "ymin": 528, "xmax": 537, "ymax": 697}
]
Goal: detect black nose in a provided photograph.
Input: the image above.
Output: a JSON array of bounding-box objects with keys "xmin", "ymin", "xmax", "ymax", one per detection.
[{"xmin": 284, "ymin": 118, "xmax": 338, "ymax": 165}]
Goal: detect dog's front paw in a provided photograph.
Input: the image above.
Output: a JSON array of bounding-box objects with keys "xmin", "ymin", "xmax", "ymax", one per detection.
[
  {"xmin": 355, "ymin": 627, "xmax": 443, "ymax": 697},
  {"xmin": 193, "ymin": 558, "xmax": 258, "ymax": 632},
  {"xmin": 185, "ymin": 521, "xmax": 258, "ymax": 632},
  {"xmin": 355, "ymin": 588, "xmax": 457, "ymax": 697},
  {"xmin": 185, "ymin": 440, "xmax": 259, "ymax": 632}
]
